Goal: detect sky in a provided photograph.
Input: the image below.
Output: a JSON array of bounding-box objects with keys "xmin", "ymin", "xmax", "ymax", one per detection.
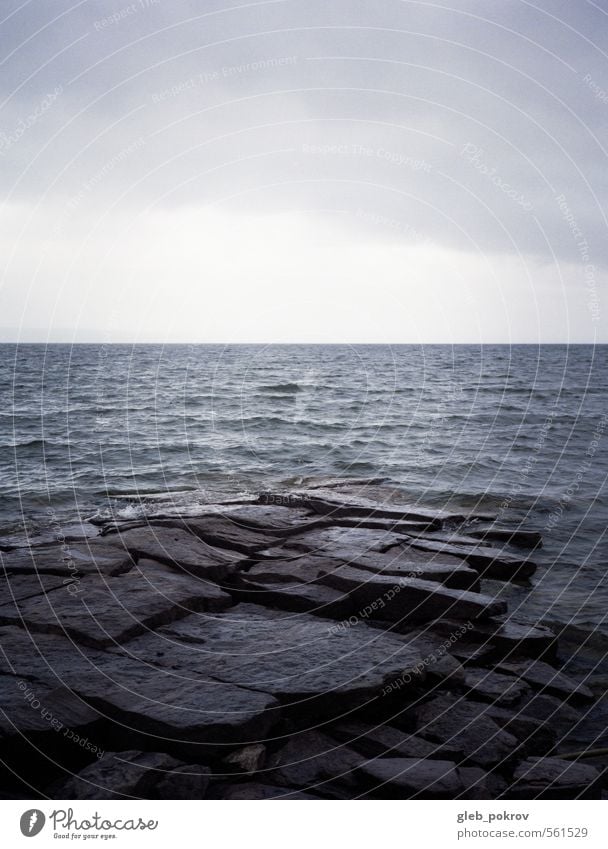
[{"xmin": 0, "ymin": 0, "xmax": 607, "ymax": 343}]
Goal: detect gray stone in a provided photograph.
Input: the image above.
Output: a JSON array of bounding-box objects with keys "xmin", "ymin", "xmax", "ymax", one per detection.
[
  {"xmin": 432, "ymin": 617, "xmax": 556, "ymax": 660},
  {"xmin": 465, "ymin": 668, "xmax": 531, "ymax": 706},
  {"xmin": 153, "ymin": 763, "xmax": 211, "ymax": 799},
  {"xmin": 222, "ymin": 743, "xmax": 266, "ymax": 776},
  {"xmin": 509, "ymin": 757, "xmax": 601, "ymax": 799},
  {"xmin": 267, "ymin": 731, "xmax": 363, "ymax": 789},
  {"xmin": 330, "ymin": 721, "xmax": 461, "ymax": 760}
]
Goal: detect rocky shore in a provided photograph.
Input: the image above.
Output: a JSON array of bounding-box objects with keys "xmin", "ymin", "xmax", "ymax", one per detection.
[{"xmin": 0, "ymin": 480, "xmax": 605, "ymax": 800}]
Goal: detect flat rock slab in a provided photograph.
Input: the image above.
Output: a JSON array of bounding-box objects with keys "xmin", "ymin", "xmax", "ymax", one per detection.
[
  {"xmin": 360, "ymin": 757, "xmax": 463, "ymax": 799},
  {"xmin": 52, "ymin": 750, "xmax": 209, "ymax": 800},
  {"xmin": 104, "ymin": 526, "xmax": 243, "ymax": 581},
  {"xmin": 0, "ymin": 571, "xmax": 74, "ymax": 605},
  {"xmin": 119, "ymin": 604, "xmax": 425, "ymax": 711},
  {"xmin": 202, "ymin": 504, "xmax": 326, "ymax": 536},
  {"xmin": 0, "ymin": 626, "xmax": 278, "ymax": 750},
  {"xmin": 407, "ymin": 539, "xmax": 536, "ymax": 581},
  {"xmin": 262, "ymin": 490, "xmax": 454, "ymax": 528},
  {"xmin": 0, "ymin": 541, "xmax": 133, "ymax": 579},
  {"xmin": 238, "ymin": 577, "xmax": 353, "ymax": 619},
  {"xmin": 0, "ymin": 563, "xmax": 232, "ymax": 648},
  {"xmin": 414, "ymin": 694, "xmax": 518, "ymax": 767},
  {"xmin": 509, "ymin": 757, "xmax": 601, "ymax": 799},
  {"xmin": 152, "ymin": 517, "xmax": 279, "ymax": 555},
  {"xmin": 496, "ymin": 660, "xmax": 594, "ymax": 703},
  {"xmin": 317, "ymin": 563, "xmax": 506, "ymax": 622}
]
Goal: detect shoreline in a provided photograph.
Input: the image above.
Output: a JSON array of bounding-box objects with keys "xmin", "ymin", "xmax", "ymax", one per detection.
[{"xmin": 0, "ymin": 479, "xmax": 605, "ymax": 800}]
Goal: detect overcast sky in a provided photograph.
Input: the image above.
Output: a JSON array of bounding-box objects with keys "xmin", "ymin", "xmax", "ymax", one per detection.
[{"xmin": 0, "ymin": 0, "xmax": 607, "ymax": 343}]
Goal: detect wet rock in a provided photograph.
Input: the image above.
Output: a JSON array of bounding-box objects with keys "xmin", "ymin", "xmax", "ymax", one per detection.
[
  {"xmin": 496, "ymin": 659, "xmax": 594, "ymax": 703},
  {"xmin": 0, "ymin": 563, "xmax": 232, "ymax": 648},
  {"xmin": 318, "ymin": 563, "xmax": 506, "ymax": 622},
  {"xmin": 51, "ymin": 750, "xmax": 211, "ymax": 799},
  {"xmin": 238, "ymin": 576, "xmax": 353, "ymax": 619},
  {"xmin": 104, "ymin": 526, "xmax": 243, "ymax": 581},
  {"xmin": 414, "ymin": 694, "xmax": 518, "ymax": 767},
  {"xmin": 116, "ymin": 604, "xmax": 424, "ymax": 721},
  {"xmin": 0, "ymin": 570, "xmax": 76, "ymax": 604},
  {"xmin": 509, "ymin": 757, "xmax": 601, "ymax": 799},
  {"xmin": 156, "ymin": 516, "xmax": 278, "ymax": 555},
  {"xmin": 207, "ymin": 504, "xmax": 326, "ymax": 536},
  {"xmin": 360, "ymin": 757, "xmax": 462, "ymax": 798},
  {"xmin": 432, "ymin": 617, "xmax": 556, "ymax": 660},
  {"xmin": 0, "ymin": 541, "xmax": 133, "ymax": 579},
  {"xmin": 469, "ymin": 528, "xmax": 542, "ymax": 549},
  {"xmin": 482, "ymin": 704, "xmax": 557, "ymax": 755},
  {"xmin": 464, "ymin": 668, "xmax": 531, "ymax": 706},
  {"xmin": 262, "ymin": 489, "xmax": 453, "ymax": 528},
  {"xmin": 406, "ymin": 539, "xmax": 536, "ymax": 581}
]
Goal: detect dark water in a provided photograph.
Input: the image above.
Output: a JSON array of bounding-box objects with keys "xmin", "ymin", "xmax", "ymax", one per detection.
[{"xmin": 1, "ymin": 344, "xmax": 607, "ymax": 631}]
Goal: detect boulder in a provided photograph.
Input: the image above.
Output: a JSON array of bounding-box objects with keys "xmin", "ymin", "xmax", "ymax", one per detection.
[
  {"xmin": 360, "ymin": 757, "xmax": 463, "ymax": 798},
  {"xmin": 222, "ymin": 743, "xmax": 266, "ymax": 776},
  {"xmin": 414, "ymin": 694, "xmax": 518, "ymax": 767},
  {"xmin": 52, "ymin": 750, "xmax": 211, "ymax": 799},
  {"xmin": 508, "ymin": 757, "xmax": 601, "ymax": 799},
  {"xmin": 496, "ymin": 659, "xmax": 594, "ymax": 703},
  {"xmin": 459, "ymin": 766, "xmax": 507, "ymax": 799},
  {"xmin": 330, "ymin": 721, "xmax": 461, "ymax": 760},
  {"xmin": 267, "ymin": 731, "xmax": 363, "ymax": 790},
  {"xmin": 464, "ymin": 668, "xmax": 531, "ymax": 706}
]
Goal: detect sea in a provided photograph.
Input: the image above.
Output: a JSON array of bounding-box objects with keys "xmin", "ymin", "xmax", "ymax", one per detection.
[{"xmin": 1, "ymin": 343, "xmax": 607, "ymax": 634}]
